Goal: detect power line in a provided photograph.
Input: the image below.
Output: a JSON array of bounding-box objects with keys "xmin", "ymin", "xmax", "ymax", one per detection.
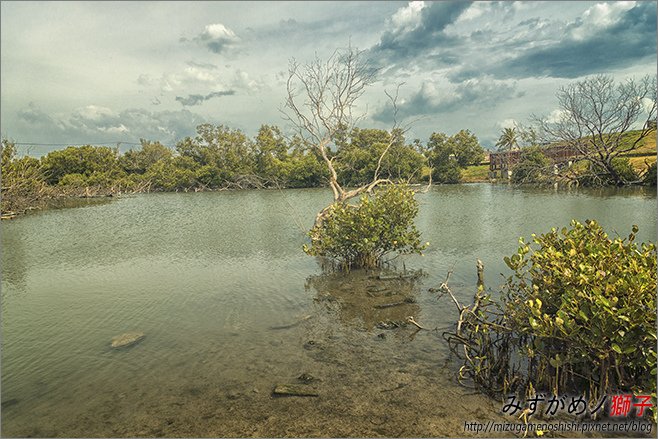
[
  {"xmin": 10, "ymin": 141, "xmax": 176, "ymax": 149},
  {"xmin": 14, "ymin": 141, "xmax": 141, "ymax": 146}
]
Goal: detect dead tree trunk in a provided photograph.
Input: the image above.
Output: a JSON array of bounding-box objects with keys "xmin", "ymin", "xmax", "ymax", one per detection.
[{"xmin": 283, "ymin": 45, "xmax": 428, "ymax": 230}]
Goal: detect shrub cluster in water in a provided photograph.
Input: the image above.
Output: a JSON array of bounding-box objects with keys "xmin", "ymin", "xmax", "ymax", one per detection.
[
  {"xmin": 303, "ymin": 184, "xmax": 427, "ymax": 269},
  {"xmin": 446, "ymin": 220, "xmax": 656, "ymax": 416},
  {"xmin": 504, "ymin": 220, "xmax": 656, "ymax": 400}
]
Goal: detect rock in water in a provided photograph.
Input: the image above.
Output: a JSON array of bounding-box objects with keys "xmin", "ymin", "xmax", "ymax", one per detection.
[{"xmin": 111, "ymin": 332, "xmax": 145, "ymax": 348}]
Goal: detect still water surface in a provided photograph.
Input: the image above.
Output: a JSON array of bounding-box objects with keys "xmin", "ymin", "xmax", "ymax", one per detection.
[{"xmin": 2, "ymin": 184, "xmax": 656, "ymax": 437}]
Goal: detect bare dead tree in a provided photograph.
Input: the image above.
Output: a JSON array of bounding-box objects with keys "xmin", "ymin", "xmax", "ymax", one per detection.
[
  {"xmin": 533, "ymin": 74, "xmax": 656, "ymax": 186},
  {"xmin": 282, "ymin": 46, "xmax": 423, "ymax": 227}
]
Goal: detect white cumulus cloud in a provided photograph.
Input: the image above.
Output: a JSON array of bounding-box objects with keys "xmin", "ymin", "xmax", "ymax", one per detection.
[
  {"xmin": 391, "ymin": 1, "xmax": 426, "ymax": 32},
  {"xmin": 570, "ymin": 1, "xmax": 636, "ymax": 40}
]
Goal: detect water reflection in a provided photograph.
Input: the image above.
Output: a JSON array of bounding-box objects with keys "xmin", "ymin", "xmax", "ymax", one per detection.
[
  {"xmin": 305, "ymin": 269, "xmax": 424, "ymax": 331},
  {"xmin": 2, "ymin": 186, "xmax": 655, "ymax": 437},
  {"xmin": 1, "ymin": 230, "xmax": 28, "ymax": 290}
]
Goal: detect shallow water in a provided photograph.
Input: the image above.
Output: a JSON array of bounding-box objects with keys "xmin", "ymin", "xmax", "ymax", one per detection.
[{"xmin": 1, "ymin": 184, "xmax": 656, "ymax": 437}]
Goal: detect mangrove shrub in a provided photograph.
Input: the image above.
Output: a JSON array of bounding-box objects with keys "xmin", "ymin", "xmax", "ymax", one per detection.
[
  {"xmin": 511, "ymin": 147, "xmax": 550, "ymax": 184},
  {"xmin": 303, "ymin": 184, "xmax": 427, "ymax": 269},
  {"xmin": 2, "ymin": 139, "xmax": 49, "ymax": 214},
  {"xmin": 444, "ymin": 220, "xmax": 656, "ymax": 416}
]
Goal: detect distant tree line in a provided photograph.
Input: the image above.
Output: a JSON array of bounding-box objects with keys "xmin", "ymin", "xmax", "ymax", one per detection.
[{"xmin": 1, "ymin": 124, "xmax": 485, "ymax": 214}]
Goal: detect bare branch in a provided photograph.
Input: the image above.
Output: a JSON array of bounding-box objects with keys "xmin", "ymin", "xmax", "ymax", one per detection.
[{"xmin": 534, "ymin": 74, "xmax": 657, "ymax": 185}]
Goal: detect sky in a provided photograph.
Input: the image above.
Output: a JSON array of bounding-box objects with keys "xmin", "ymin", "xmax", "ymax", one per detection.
[{"xmin": 1, "ymin": 1, "xmax": 656, "ymax": 155}]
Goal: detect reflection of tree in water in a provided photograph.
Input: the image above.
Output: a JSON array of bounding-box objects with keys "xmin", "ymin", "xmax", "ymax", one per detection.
[
  {"xmin": 305, "ymin": 269, "xmax": 424, "ymax": 331},
  {"xmin": 2, "ymin": 230, "xmax": 28, "ymax": 290}
]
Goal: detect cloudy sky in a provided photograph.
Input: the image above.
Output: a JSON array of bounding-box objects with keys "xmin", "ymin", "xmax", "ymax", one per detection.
[{"xmin": 1, "ymin": 1, "xmax": 656, "ymax": 154}]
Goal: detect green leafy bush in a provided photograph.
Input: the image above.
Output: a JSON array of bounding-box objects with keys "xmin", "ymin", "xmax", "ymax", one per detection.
[
  {"xmin": 443, "ymin": 220, "xmax": 656, "ymax": 416},
  {"xmin": 511, "ymin": 147, "xmax": 551, "ymax": 184},
  {"xmin": 432, "ymin": 159, "xmax": 462, "ymax": 184},
  {"xmin": 282, "ymin": 152, "xmax": 327, "ymax": 188},
  {"xmin": 145, "ymin": 157, "xmax": 197, "ymax": 191},
  {"xmin": 41, "ymin": 145, "xmax": 120, "ymax": 185},
  {"xmin": 577, "ymin": 157, "xmax": 640, "ymax": 186},
  {"xmin": 1, "ymin": 139, "xmax": 49, "ymax": 214},
  {"xmin": 503, "ymin": 220, "xmax": 656, "ymax": 401},
  {"xmin": 303, "ymin": 184, "xmax": 427, "ymax": 269},
  {"xmin": 335, "ymin": 128, "xmax": 426, "ymax": 186},
  {"xmin": 427, "ymin": 130, "xmax": 484, "ymax": 183},
  {"xmin": 58, "ymin": 173, "xmax": 89, "ymax": 187}
]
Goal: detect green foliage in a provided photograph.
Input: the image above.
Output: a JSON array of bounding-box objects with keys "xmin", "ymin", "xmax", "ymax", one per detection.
[
  {"xmin": 3, "ymin": 123, "xmax": 337, "ymax": 211},
  {"xmin": 1, "ymin": 139, "xmax": 49, "ymax": 214},
  {"xmin": 511, "ymin": 146, "xmax": 551, "ymax": 184},
  {"xmin": 176, "ymin": 124, "xmax": 255, "ymax": 185},
  {"xmin": 432, "ymin": 159, "xmax": 462, "ymax": 184},
  {"xmin": 304, "ymin": 184, "xmax": 427, "ymax": 269},
  {"xmin": 503, "ymin": 220, "xmax": 657, "ymax": 399},
  {"xmin": 495, "ymin": 127, "xmax": 519, "ymax": 151},
  {"xmin": 41, "ymin": 145, "xmax": 120, "ymax": 184},
  {"xmin": 336, "ymin": 128, "xmax": 425, "ymax": 186},
  {"xmin": 281, "ymin": 151, "xmax": 328, "ymax": 188},
  {"xmin": 114, "ymin": 173, "xmax": 148, "ymax": 192},
  {"xmin": 120, "ymin": 140, "xmax": 172, "ymax": 174},
  {"xmin": 58, "ymin": 173, "xmax": 89, "ymax": 188},
  {"xmin": 254, "ymin": 124, "xmax": 289, "ymax": 185},
  {"xmin": 427, "ymin": 130, "xmax": 484, "ymax": 183},
  {"xmin": 57, "ymin": 170, "xmax": 122, "ymax": 188},
  {"xmin": 145, "ymin": 157, "xmax": 197, "ymax": 191},
  {"xmin": 612, "ymin": 157, "xmax": 641, "ymax": 183},
  {"xmin": 194, "ymin": 164, "xmax": 222, "ymax": 188},
  {"xmin": 577, "ymin": 157, "xmax": 640, "ymax": 186},
  {"xmin": 450, "ymin": 129, "xmax": 485, "ymax": 167}
]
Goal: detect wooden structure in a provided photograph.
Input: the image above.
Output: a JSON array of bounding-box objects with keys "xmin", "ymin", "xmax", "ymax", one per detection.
[{"xmin": 489, "ymin": 144, "xmax": 581, "ymax": 179}]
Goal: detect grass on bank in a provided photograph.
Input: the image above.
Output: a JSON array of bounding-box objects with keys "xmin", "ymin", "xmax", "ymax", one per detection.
[{"xmin": 461, "ymin": 164, "xmax": 490, "ymax": 182}]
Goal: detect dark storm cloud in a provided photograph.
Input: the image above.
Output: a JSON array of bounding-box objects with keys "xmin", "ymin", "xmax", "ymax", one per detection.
[
  {"xmin": 368, "ymin": 1, "xmax": 472, "ymax": 67},
  {"xmin": 459, "ymin": 2, "xmax": 657, "ymax": 80},
  {"xmin": 16, "ymin": 104, "xmax": 207, "ymax": 145},
  {"xmin": 175, "ymin": 90, "xmax": 236, "ymax": 106},
  {"xmin": 494, "ymin": 2, "xmax": 656, "ymax": 79},
  {"xmin": 17, "ymin": 103, "xmax": 57, "ymax": 126}
]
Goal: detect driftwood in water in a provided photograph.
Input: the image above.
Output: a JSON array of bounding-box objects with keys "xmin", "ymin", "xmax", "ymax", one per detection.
[
  {"xmin": 376, "ymin": 272, "xmax": 421, "ymax": 281},
  {"xmin": 373, "ymin": 297, "xmax": 416, "ymax": 309},
  {"xmin": 272, "ymin": 384, "xmax": 319, "ymax": 397}
]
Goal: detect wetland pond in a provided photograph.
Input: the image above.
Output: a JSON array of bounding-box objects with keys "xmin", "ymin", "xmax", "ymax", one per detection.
[{"xmin": 2, "ymin": 183, "xmax": 656, "ymax": 437}]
